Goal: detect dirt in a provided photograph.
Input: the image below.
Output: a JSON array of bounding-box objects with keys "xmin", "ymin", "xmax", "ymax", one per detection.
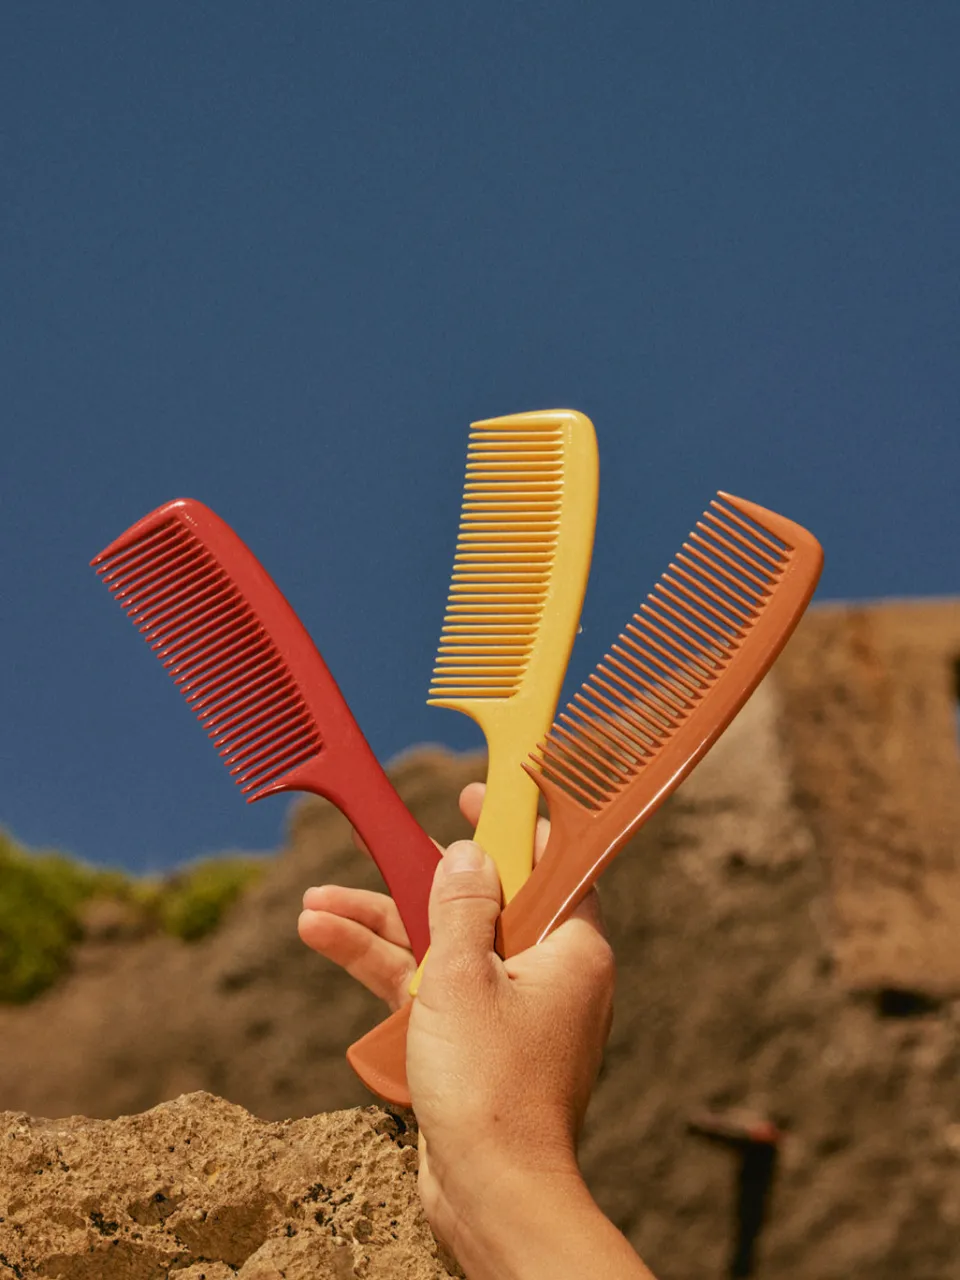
[{"xmin": 1, "ymin": 599, "xmax": 959, "ymax": 1278}]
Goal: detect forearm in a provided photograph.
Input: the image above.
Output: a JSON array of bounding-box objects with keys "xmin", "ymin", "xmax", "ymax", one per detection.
[{"xmin": 443, "ymin": 1165, "xmax": 656, "ymax": 1280}]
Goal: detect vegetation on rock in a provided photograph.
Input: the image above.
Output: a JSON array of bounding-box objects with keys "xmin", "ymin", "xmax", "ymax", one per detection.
[
  {"xmin": 154, "ymin": 855, "xmax": 265, "ymax": 942},
  {"xmin": 0, "ymin": 829, "xmax": 265, "ymax": 1002}
]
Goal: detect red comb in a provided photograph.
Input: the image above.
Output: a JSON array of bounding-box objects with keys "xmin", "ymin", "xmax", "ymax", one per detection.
[{"xmin": 92, "ymin": 499, "xmax": 439, "ymax": 961}]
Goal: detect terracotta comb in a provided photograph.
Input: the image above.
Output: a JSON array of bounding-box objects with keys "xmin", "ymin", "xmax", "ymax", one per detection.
[{"xmin": 346, "ymin": 492, "xmax": 823, "ymax": 1103}]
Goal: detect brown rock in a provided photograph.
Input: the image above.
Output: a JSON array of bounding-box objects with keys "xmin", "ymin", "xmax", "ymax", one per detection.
[
  {"xmin": 1, "ymin": 601, "xmax": 960, "ymax": 1276},
  {"xmin": 0, "ymin": 1092, "xmax": 458, "ymax": 1279},
  {"xmin": 776, "ymin": 598, "xmax": 960, "ymax": 993}
]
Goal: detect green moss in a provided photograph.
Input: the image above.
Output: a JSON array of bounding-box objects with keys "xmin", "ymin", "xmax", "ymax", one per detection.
[
  {"xmin": 0, "ymin": 833, "xmax": 102, "ymax": 1002},
  {"xmin": 0, "ymin": 830, "xmax": 266, "ymax": 1002},
  {"xmin": 154, "ymin": 855, "xmax": 265, "ymax": 942}
]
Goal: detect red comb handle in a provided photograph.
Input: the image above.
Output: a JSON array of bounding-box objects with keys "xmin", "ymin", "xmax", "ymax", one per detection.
[{"xmin": 260, "ymin": 742, "xmax": 439, "ymax": 963}]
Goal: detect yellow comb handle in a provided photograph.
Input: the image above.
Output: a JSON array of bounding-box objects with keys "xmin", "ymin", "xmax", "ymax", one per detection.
[
  {"xmin": 471, "ymin": 744, "xmax": 541, "ymax": 902},
  {"xmin": 408, "ymin": 743, "xmax": 540, "ymax": 996}
]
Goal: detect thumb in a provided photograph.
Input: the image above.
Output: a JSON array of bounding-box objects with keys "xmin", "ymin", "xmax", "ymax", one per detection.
[{"xmin": 419, "ymin": 841, "xmax": 502, "ymax": 996}]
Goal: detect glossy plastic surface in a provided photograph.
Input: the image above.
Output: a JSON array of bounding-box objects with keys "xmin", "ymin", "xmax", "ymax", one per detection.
[
  {"xmin": 409, "ymin": 409, "xmax": 598, "ymax": 997},
  {"xmin": 92, "ymin": 499, "xmax": 439, "ymax": 962},
  {"xmin": 347, "ymin": 492, "xmax": 824, "ymax": 1105},
  {"xmin": 428, "ymin": 409, "xmax": 599, "ymax": 903}
]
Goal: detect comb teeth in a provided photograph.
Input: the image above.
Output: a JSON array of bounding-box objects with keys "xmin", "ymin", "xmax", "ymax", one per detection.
[
  {"xmin": 94, "ymin": 515, "xmax": 323, "ymax": 797},
  {"xmin": 428, "ymin": 416, "xmax": 565, "ymax": 701},
  {"xmin": 530, "ymin": 495, "xmax": 791, "ymax": 811}
]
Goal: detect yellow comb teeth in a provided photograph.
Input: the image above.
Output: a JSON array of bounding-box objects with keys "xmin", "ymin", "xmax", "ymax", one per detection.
[{"xmin": 429, "ymin": 415, "xmax": 566, "ymax": 701}]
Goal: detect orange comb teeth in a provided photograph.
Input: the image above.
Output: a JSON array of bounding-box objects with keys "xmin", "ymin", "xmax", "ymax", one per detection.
[{"xmin": 528, "ymin": 492, "xmax": 803, "ymax": 811}]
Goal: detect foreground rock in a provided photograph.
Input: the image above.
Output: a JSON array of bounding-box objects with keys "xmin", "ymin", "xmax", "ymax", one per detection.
[{"xmin": 0, "ymin": 1092, "xmax": 458, "ymax": 1279}]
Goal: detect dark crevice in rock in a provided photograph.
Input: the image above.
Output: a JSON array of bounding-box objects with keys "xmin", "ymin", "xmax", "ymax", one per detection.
[{"xmin": 875, "ymin": 987, "xmax": 943, "ymax": 1019}]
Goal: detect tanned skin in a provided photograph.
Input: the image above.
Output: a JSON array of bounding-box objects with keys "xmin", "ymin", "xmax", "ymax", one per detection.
[{"xmin": 299, "ymin": 782, "xmax": 656, "ymax": 1280}]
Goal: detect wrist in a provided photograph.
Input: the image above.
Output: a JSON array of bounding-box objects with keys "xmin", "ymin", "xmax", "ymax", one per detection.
[
  {"xmin": 425, "ymin": 1154, "xmax": 655, "ymax": 1280},
  {"xmin": 442, "ymin": 1161, "xmax": 594, "ymax": 1280}
]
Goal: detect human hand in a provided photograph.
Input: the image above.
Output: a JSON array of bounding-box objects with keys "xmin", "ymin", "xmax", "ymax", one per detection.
[
  {"xmin": 299, "ymin": 781, "xmax": 613, "ymax": 1166},
  {"xmin": 299, "ymin": 781, "xmax": 542, "ymax": 1010},
  {"xmin": 300, "ymin": 788, "xmax": 651, "ymax": 1278},
  {"xmin": 298, "ymin": 813, "xmax": 422, "ymax": 1011},
  {"xmin": 408, "ymin": 834, "xmax": 615, "ymax": 1259},
  {"xmin": 298, "ymin": 785, "xmax": 494, "ymax": 1011}
]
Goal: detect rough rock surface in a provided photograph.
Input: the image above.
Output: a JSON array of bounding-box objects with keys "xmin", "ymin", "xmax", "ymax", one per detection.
[
  {"xmin": 0, "ymin": 1092, "xmax": 457, "ymax": 1279},
  {"xmin": 1, "ymin": 599, "xmax": 959, "ymax": 1278},
  {"xmin": 776, "ymin": 598, "xmax": 960, "ymax": 993}
]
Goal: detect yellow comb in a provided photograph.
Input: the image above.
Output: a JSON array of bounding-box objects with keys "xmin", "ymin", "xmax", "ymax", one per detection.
[{"xmin": 409, "ymin": 409, "xmax": 598, "ymax": 992}]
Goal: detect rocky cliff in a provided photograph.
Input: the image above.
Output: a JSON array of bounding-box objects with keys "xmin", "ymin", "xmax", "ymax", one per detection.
[{"xmin": 2, "ymin": 599, "xmax": 959, "ymax": 1278}]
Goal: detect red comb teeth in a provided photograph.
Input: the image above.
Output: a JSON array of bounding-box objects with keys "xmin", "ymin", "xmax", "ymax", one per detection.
[
  {"xmin": 93, "ymin": 499, "xmax": 440, "ymax": 961},
  {"xmin": 95, "ymin": 521, "xmax": 323, "ymax": 799}
]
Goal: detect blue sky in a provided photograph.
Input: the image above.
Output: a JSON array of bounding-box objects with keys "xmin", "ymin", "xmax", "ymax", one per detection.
[{"xmin": 2, "ymin": 3, "xmax": 958, "ymax": 871}]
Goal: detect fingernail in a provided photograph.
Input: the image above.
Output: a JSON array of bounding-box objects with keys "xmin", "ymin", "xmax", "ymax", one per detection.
[{"xmin": 445, "ymin": 841, "xmax": 485, "ymax": 873}]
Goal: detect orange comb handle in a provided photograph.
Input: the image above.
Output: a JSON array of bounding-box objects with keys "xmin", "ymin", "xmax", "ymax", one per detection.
[
  {"xmin": 93, "ymin": 499, "xmax": 439, "ymax": 962},
  {"xmin": 347, "ymin": 493, "xmax": 823, "ymax": 1104}
]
